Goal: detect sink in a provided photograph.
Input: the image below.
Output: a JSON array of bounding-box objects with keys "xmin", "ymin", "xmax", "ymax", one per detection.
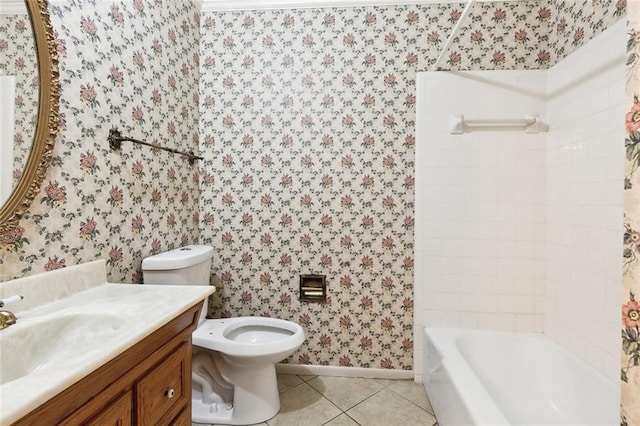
[
  {"xmin": 0, "ymin": 268, "xmax": 215, "ymax": 425},
  {"xmin": 0, "ymin": 310, "xmax": 126, "ymax": 385}
]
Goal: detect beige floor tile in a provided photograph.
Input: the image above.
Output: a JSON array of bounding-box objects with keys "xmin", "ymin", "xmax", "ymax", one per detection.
[
  {"xmin": 298, "ymin": 374, "xmax": 318, "ymax": 382},
  {"xmin": 267, "ymin": 383, "xmax": 342, "ymax": 426},
  {"xmin": 307, "ymin": 376, "xmax": 385, "ymax": 411},
  {"xmin": 277, "ymin": 373, "xmax": 304, "ymax": 393},
  {"xmin": 346, "ymin": 388, "xmax": 436, "ymax": 426},
  {"xmin": 386, "ymin": 380, "xmax": 434, "ymax": 414},
  {"xmin": 322, "ymin": 413, "xmax": 361, "ymax": 426},
  {"xmin": 373, "ymin": 378, "xmax": 397, "ymax": 387}
]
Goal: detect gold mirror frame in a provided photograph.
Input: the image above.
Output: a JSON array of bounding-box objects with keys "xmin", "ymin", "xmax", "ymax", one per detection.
[{"xmin": 0, "ymin": 0, "xmax": 59, "ymax": 234}]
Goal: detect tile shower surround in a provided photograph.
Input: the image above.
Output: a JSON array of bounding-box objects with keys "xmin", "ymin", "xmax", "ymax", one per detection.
[
  {"xmin": 414, "ymin": 69, "xmax": 548, "ymax": 358},
  {"xmin": 414, "ymin": 18, "xmax": 625, "ymax": 383}
]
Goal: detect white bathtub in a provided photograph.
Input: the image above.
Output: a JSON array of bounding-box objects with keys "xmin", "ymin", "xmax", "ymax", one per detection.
[{"xmin": 423, "ymin": 328, "xmax": 618, "ymax": 426}]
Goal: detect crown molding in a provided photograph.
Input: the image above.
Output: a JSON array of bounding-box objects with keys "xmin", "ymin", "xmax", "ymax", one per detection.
[
  {"xmin": 201, "ymin": 0, "xmax": 531, "ymax": 12},
  {"xmin": 0, "ymin": 0, "xmax": 27, "ymax": 14}
]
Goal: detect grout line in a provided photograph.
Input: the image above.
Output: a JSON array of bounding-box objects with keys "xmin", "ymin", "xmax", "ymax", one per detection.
[
  {"xmin": 342, "ymin": 412, "xmax": 363, "ymax": 425},
  {"xmin": 296, "ymin": 373, "xmax": 319, "ymax": 382},
  {"xmin": 277, "ymin": 374, "xmax": 437, "ymax": 425},
  {"xmin": 320, "ymin": 410, "xmax": 362, "ymax": 426},
  {"xmin": 303, "ymin": 383, "xmax": 359, "ymax": 426},
  {"xmin": 321, "ymin": 413, "xmax": 343, "ymax": 425},
  {"xmin": 386, "ymin": 384, "xmax": 437, "ymax": 416},
  {"xmin": 318, "ymin": 390, "xmax": 351, "ymax": 420},
  {"xmin": 342, "ymin": 386, "xmax": 387, "ymax": 412},
  {"xmin": 348, "ymin": 413, "xmax": 363, "ymax": 425}
]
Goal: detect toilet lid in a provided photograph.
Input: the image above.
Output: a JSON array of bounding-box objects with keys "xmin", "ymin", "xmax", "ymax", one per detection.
[{"xmin": 142, "ymin": 245, "xmax": 213, "ymax": 270}]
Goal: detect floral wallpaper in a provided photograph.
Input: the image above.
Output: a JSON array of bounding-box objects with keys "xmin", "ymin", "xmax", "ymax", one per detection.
[
  {"xmin": 0, "ymin": 13, "xmax": 38, "ymax": 187},
  {"xmin": 0, "ymin": 0, "xmax": 201, "ymax": 283},
  {"xmin": 622, "ymin": 1, "xmax": 640, "ymax": 423},
  {"xmin": 198, "ymin": 1, "xmax": 624, "ymax": 369},
  {"xmin": 0, "ymin": 0, "xmax": 625, "ymax": 373},
  {"xmin": 547, "ymin": 0, "xmax": 626, "ymax": 64}
]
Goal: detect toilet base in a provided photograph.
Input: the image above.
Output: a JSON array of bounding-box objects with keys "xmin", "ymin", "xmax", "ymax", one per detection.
[
  {"xmin": 192, "ymin": 399, "xmax": 234, "ymax": 424},
  {"xmin": 191, "ymin": 352, "xmax": 281, "ymax": 425}
]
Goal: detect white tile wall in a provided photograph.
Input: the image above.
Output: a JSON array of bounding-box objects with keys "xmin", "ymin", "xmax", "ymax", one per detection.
[
  {"xmin": 413, "ymin": 21, "xmax": 625, "ymax": 382},
  {"xmin": 414, "ymin": 70, "xmax": 548, "ymax": 380},
  {"xmin": 544, "ymin": 19, "xmax": 625, "ymax": 383}
]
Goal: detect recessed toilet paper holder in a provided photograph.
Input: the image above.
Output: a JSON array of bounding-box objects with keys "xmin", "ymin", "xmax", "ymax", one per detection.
[{"xmin": 300, "ymin": 275, "xmax": 326, "ymax": 303}]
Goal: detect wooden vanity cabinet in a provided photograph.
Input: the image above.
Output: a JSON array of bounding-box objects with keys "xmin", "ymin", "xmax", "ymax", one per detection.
[
  {"xmin": 85, "ymin": 390, "xmax": 132, "ymax": 426},
  {"xmin": 14, "ymin": 303, "xmax": 201, "ymax": 426}
]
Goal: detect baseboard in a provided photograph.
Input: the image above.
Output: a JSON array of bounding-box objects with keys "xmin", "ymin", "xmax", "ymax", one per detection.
[{"xmin": 276, "ymin": 363, "xmax": 415, "ymax": 380}]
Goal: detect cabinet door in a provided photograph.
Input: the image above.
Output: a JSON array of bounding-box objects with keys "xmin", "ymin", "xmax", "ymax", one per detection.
[
  {"xmin": 169, "ymin": 408, "xmax": 192, "ymax": 426},
  {"xmin": 86, "ymin": 390, "xmax": 132, "ymax": 426},
  {"xmin": 135, "ymin": 343, "xmax": 190, "ymax": 425}
]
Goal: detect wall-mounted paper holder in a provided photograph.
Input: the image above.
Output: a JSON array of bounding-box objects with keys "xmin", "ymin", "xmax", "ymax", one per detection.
[{"xmin": 300, "ymin": 274, "xmax": 326, "ymax": 303}]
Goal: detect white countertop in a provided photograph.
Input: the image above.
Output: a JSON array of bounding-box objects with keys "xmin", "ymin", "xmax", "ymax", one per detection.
[{"xmin": 0, "ymin": 261, "xmax": 215, "ymax": 425}]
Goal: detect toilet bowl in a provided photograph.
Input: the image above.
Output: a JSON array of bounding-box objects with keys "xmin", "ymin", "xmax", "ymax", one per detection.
[
  {"xmin": 142, "ymin": 245, "xmax": 305, "ymax": 425},
  {"xmin": 194, "ymin": 316, "xmax": 304, "ymax": 362},
  {"xmin": 192, "ymin": 317, "xmax": 305, "ymax": 424}
]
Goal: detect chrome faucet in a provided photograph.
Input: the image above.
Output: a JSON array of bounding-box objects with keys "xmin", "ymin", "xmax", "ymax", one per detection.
[{"xmin": 0, "ymin": 295, "xmax": 23, "ymax": 330}]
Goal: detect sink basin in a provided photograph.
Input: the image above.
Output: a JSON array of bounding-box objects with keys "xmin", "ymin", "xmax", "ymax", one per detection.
[
  {"xmin": 0, "ymin": 310, "xmax": 126, "ymax": 385},
  {"xmin": 0, "ymin": 268, "xmax": 215, "ymax": 426}
]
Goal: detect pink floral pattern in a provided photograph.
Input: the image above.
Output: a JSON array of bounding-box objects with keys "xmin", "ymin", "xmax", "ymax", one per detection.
[
  {"xmin": 0, "ymin": 0, "xmax": 624, "ymax": 372},
  {"xmin": 622, "ymin": 1, "xmax": 640, "ymax": 423},
  {"xmin": 548, "ymin": 0, "xmax": 627, "ymax": 63},
  {"xmin": 0, "ymin": 0, "xmax": 201, "ymax": 282}
]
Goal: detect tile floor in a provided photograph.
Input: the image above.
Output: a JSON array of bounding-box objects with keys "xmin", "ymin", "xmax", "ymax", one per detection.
[{"xmin": 193, "ymin": 374, "xmax": 438, "ymax": 426}]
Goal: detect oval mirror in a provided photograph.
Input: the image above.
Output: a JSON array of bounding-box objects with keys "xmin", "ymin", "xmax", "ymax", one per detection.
[{"xmin": 0, "ymin": 0, "xmax": 59, "ymax": 234}]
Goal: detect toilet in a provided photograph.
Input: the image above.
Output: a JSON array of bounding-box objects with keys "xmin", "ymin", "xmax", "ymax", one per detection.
[{"xmin": 142, "ymin": 245, "xmax": 305, "ymax": 425}]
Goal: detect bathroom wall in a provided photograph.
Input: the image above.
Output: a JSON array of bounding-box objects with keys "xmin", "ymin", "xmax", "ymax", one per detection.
[
  {"xmin": 0, "ymin": 13, "xmax": 38, "ymax": 188},
  {"xmin": 547, "ymin": 0, "xmax": 627, "ymax": 64},
  {"xmin": 198, "ymin": 1, "xmax": 623, "ymax": 369},
  {"xmin": 0, "ymin": 0, "xmax": 201, "ymax": 282},
  {"xmin": 0, "ymin": 0, "xmax": 624, "ymax": 372},
  {"xmin": 545, "ymin": 19, "xmax": 625, "ymax": 383},
  {"xmin": 414, "ymin": 70, "xmax": 547, "ymax": 376},
  {"xmin": 622, "ymin": 1, "xmax": 640, "ymax": 423},
  {"xmin": 414, "ymin": 20, "xmax": 626, "ymax": 383}
]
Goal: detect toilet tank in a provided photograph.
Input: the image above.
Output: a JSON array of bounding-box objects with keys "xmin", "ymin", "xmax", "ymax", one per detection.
[{"xmin": 142, "ymin": 245, "xmax": 213, "ymax": 286}]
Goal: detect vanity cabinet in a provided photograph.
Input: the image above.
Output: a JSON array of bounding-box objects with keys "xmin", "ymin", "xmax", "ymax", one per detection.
[
  {"xmin": 135, "ymin": 343, "xmax": 190, "ymax": 425},
  {"xmin": 86, "ymin": 391, "xmax": 132, "ymax": 426},
  {"xmin": 14, "ymin": 303, "xmax": 201, "ymax": 426}
]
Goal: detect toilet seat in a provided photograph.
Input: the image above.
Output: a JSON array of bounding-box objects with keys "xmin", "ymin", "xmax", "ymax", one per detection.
[{"xmin": 193, "ymin": 317, "xmax": 305, "ymax": 357}]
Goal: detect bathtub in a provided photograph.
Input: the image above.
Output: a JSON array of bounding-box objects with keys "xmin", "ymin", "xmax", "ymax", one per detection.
[{"xmin": 423, "ymin": 328, "xmax": 618, "ymax": 426}]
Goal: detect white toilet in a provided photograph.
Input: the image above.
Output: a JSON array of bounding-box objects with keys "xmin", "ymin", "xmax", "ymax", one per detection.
[{"xmin": 142, "ymin": 245, "xmax": 305, "ymax": 425}]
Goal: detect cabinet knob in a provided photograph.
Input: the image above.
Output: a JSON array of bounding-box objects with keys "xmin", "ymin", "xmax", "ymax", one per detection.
[{"xmin": 165, "ymin": 388, "xmax": 175, "ymax": 399}]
